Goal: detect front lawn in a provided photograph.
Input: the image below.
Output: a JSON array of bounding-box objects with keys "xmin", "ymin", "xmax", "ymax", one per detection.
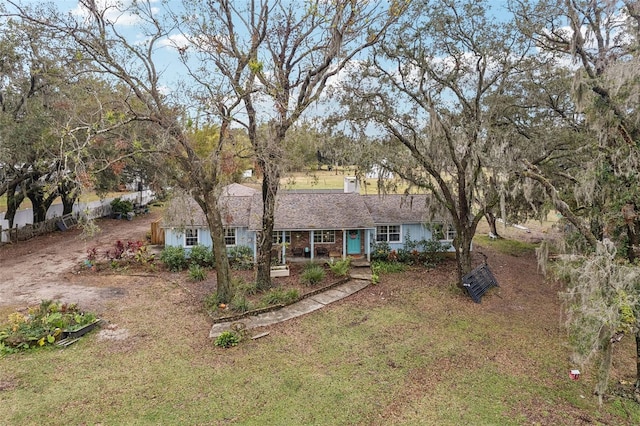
[{"xmin": 1, "ymin": 245, "xmax": 639, "ymax": 425}]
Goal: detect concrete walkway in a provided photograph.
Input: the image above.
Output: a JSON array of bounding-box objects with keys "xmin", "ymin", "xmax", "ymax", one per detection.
[{"xmin": 209, "ymin": 278, "xmax": 371, "ymax": 338}]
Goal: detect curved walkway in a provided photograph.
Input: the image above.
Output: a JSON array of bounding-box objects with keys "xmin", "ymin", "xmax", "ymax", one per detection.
[{"xmin": 209, "ymin": 277, "xmax": 371, "ymax": 338}]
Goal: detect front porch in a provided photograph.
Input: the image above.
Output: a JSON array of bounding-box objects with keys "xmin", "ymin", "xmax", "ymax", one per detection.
[{"xmin": 269, "ymin": 229, "xmax": 372, "ymax": 264}]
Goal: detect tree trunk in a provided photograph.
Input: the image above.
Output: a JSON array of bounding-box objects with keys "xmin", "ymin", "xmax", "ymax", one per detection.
[
  {"xmin": 485, "ymin": 212, "xmax": 500, "ymax": 238},
  {"xmin": 27, "ymin": 185, "xmax": 56, "ymax": 224},
  {"xmin": 595, "ymin": 326, "xmax": 614, "ymax": 406},
  {"xmin": 5, "ymin": 182, "xmax": 25, "ymax": 228},
  {"xmin": 635, "ymin": 329, "xmax": 640, "ymax": 391},
  {"xmin": 255, "ymin": 166, "xmax": 280, "ymax": 291},
  {"xmin": 28, "ymin": 191, "xmax": 47, "ymax": 223},
  {"xmin": 454, "ymin": 227, "xmax": 474, "ymax": 288},
  {"xmin": 203, "ymin": 194, "xmax": 233, "ymax": 304},
  {"xmin": 59, "ymin": 181, "xmax": 79, "ymax": 216}
]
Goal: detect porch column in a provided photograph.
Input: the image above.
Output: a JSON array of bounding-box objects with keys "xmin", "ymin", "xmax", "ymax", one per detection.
[
  {"xmin": 310, "ymin": 230, "xmax": 315, "ymax": 260},
  {"xmin": 281, "ymin": 231, "xmax": 286, "ymax": 264},
  {"xmin": 252, "ymin": 233, "xmax": 257, "ymax": 263},
  {"xmin": 342, "ymin": 230, "xmax": 347, "ymax": 259},
  {"xmin": 366, "ymin": 229, "xmax": 371, "ymax": 261}
]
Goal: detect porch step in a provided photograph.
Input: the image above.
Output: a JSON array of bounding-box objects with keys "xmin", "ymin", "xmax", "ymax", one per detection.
[{"xmin": 350, "ymin": 259, "xmax": 370, "ymax": 268}]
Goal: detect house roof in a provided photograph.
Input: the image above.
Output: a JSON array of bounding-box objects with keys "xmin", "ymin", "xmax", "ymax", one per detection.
[
  {"xmin": 248, "ymin": 192, "xmax": 375, "ymax": 231},
  {"xmin": 221, "ymin": 183, "xmax": 259, "ymax": 197},
  {"xmin": 164, "ymin": 187, "xmax": 442, "ymax": 230},
  {"xmin": 162, "ymin": 193, "xmax": 253, "ymax": 228},
  {"xmin": 363, "ymin": 194, "xmax": 434, "ymax": 224}
]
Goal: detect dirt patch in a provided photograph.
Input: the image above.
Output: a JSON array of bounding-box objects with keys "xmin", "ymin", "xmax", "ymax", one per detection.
[
  {"xmin": 0, "ymin": 378, "xmax": 18, "ymax": 392},
  {"xmin": 0, "ymin": 210, "xmax": 162, "ymax": 313}
]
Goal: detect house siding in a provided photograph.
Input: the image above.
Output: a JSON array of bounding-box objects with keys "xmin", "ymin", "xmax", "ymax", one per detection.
[
  {"xmin": 165, "ymin": 227, "xmax": 254, "ymax": 254},
  {"xmin": 371, "ymin": 223, "xmax": 455, "ymax": 253}
]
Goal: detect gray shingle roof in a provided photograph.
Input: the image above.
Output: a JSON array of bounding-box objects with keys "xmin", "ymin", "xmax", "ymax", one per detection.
[
  {"xmin": 164, "ymin": 188, "xmax": 440, "ymax": 230},
  {"xmin": 363, "ymin": 194, "xmax": 434, "ymax": 224},
  {"xmin": 248, "ymin": 192, "xmax": 375, "ymax": 231},
  {"xmin": 163, "ymin": 195, "xmax": 253, "ymax": 228},
  {"xmin": 221, "ymin": 183, "xmax": 259, "ymax": 197}
]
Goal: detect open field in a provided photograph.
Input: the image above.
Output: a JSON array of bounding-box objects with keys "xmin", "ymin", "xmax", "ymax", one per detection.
[
  {"xmin": 1, "ymin": 210, "xmax": 640, "ymax": 424},
  {"xmin": 278, "ymin": 168, "xmax": 409, "ymax": 193}
]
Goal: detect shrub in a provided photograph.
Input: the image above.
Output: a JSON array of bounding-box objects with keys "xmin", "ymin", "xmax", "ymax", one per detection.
[
  {"xmin": 214, "ymin": 331, "xmax": 240, "ymax": 348},
  {"xmin": 328, "ymin": 258, "xmax": 351, "ymax": 276},
  {"xmin": 189, "ymin": 244, "xmax": 214, "ymax": 267},
  {"xmin": 160, "ymin": 246, "xmax": 188, "ymax": 272},
  {"xmin": 372, "ymin": 260, "xmax": 407, "ymax": 276},
  {"xmin": 420, "ymin": 239, "xmax": 450, "ymax": 267},
  {"xmin": 228, "ymin": 245, "xmax": 254, "ymax": 270},
  {"xmin": 396, "ymin": 248, "xmax": 413, "ymax": 264},
  {"xmin": 261, "ymin": 288, "xmax": 299, "ymax": 306},
  {"xmin": 188, "ymin": 264, "xmax": 207, "ymax": 281},
  {"xmin": 105, "ymin": 240, "xmax": 146, "ymax": 261},
  {"xmin": 230, "ymin": 294, "xmax": 251, "ymax": 313},
  {"xmin": 204, "ymin": 293, "xmax": 221, "ymax": 311},
  {"xmin": 233, "ymin": 278, "xmax": 259, "ymax": 296},
  {"xmin": 110, "ymin": 197, "xmax": 133, "ymax": 215},
  {"xmin": 370, "ymin": 241, "xmax": 392, "ymax": 261},
  {"xmin": 301, "ymin": 264, "xmax": 326, "ymax": 286}
]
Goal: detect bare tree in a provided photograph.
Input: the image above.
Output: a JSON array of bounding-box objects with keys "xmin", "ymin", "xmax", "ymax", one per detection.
[{"xmin": 177, "ymin": 0, "xmax": 404, "ymax": 289}]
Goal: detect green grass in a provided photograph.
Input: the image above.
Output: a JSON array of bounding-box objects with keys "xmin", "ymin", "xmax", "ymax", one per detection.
[
  {"xmin": 279, "ymin": 169, "xmax": 411, "ymax": 193},
  {"xmin": 1, "ymin": 213, "xmax": 639, "ymax": 425},
  {"xmin": 474, "ymin": 235, "xmax": 538, "ymax": 256},
  {"xmin": 1, "ymin": 270, "xmax": 638, "ymax": 425}
]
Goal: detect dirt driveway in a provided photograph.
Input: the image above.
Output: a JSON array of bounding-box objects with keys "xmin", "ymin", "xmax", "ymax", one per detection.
[{"xmin": 0, "ymin": 210, "xmax": 161, "ymax": 312}]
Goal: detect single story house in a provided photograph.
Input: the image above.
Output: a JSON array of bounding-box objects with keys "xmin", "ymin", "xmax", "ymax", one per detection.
[{"xmin": 162, "ymin": 182, "xmax": 456, "ymax": 263}]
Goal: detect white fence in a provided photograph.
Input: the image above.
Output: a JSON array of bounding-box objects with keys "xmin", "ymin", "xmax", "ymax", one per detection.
[{"xmin": 0, "ymin": 190, "xmax": 154, "ymax": 243}]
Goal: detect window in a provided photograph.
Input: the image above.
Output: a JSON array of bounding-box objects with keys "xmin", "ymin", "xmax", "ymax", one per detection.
[
  {"xmin": 224, "ymin": 228, "xmax": 236, "ymax": 246},
  {"xmin": 376, "ymin": 225, "xmax": 401, "ymax": 243},
  {"xmin": 184, "ymin": 228, "xmax": 199, "ymax": 247},
  {"xmin": 445, "ymin": 225, "xmax": 456, "ymax": 241},
  {"xmin": 313, "ymin": 230, "xmax": 335, "ymax": 244},
  {"xmin": 272, "ymin": 231, "xmax": 291, "ymax": 244}
]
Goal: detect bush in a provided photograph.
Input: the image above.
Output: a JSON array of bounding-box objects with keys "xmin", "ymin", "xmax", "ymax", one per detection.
[
  {"xmin": 230, "ymin": 294, "xmax": 251, "ymax": 313},
  {"xmin": 396, "ymin": 248, "xmax": 413, "ymax": 264},
  {"xmin": 420, "ymin": 239, "xmax": 450, "ymax": 267},
  {"xmin": 301, "ymin": 264, "xmax": 326, "ymax": 286},
  {"xmin": 189, "ymin": 244, "xmax": 214, "ymax": 267},
  {"xmin": 261, "ymin": 288, "xmax": 299, "ymax": 306},
  {"xmin": 228, "ymin": 245, "xmax": 254, "ymax": 270},
  {"xmin": 204, "ymin": 292, "xmax": 221, "ymax": 311},
  {"xmin": 370, "ymin": 241, "xmax": 392, "ymax": 262},
  {"xmin": 233, "ymin": 277, "xmax": 259, "ymax": 296},
  {"xmin": 372, "ymin": 260, "xmax": 407, "ymax": 276},
  {"xmin": 110, "ymin": 197, "xmax": 133, "ymax": 215},
  {"xmin": 188, "ymin": 264, "xmax": 207, "ymax": 282},
  {"xmin": 214, "ymin": 331, "xmax": 240, "ymax": 348},
  {"xmin": 328, "ymin": 258, "xmax": 351, "ymax": 276},
  {"xmin": 160, "ymin": 246, "xmax": 188, "ymax": 272}
]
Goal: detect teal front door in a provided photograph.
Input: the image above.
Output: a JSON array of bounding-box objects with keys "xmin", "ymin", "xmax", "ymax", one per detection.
[{"xmin": 347, "ymin": 230, "xmax": 361, "ymax": 255}]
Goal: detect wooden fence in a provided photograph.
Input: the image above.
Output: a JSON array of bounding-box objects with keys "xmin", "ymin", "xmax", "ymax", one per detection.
[
  {"xmin": 150, "ymin": 219, "xmax": 164, "ymax": 245},
  {"xmin": 2, "ymin": 213, "xmax": 77, "ymax": 243}
]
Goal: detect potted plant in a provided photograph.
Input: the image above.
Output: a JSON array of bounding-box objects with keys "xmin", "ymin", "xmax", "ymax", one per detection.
[{"xmin": 110, "ymin": 197, "xmax": 133, "ymax": 219}]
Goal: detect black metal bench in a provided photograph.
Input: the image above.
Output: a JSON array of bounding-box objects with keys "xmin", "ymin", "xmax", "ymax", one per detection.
[
  {"xmin": 462, "ymin": 263, "xmax": 499, "ymax": 303},
  {"xmin": 315, "ymin": 246, "xmax": 329, "ymax": 257}
]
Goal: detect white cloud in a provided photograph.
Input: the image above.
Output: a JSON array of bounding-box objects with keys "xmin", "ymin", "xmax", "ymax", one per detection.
[{"xmin": 71, "ymin": 0, "xmax": 159, "ymax": 27}]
